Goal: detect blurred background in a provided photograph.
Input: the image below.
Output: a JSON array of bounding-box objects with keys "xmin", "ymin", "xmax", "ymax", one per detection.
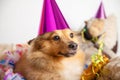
[{"xmin": 0, "ymin": 0, "xmax": 120, "ymax": 54}]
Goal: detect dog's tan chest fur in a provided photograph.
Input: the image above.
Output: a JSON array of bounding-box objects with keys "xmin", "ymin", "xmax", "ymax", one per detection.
[
  {"xmin": 59, "ymin": 52, "xmax": 84, "ymax": 80},
  {"xmin": 60, "ymin": 60, "xmax": 83, "ymax": 80}
]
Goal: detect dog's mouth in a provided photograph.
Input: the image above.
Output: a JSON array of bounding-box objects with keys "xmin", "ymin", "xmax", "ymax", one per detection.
[{"xmin": 58, "ymin": 50, "xmax": 77, "ymax": 57}]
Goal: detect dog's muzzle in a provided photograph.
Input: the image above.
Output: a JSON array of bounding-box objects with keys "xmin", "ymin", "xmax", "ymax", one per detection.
[
  {"xmin": 58, "ymin": 42, "xmax": 78, "ymax": 57},
  {"xmin": 58, "ymin": 51, "xmax": 77, "ymax": 57},
  {"xmin": 68, "ymin": 41, "xmax": 78, "ymax": 50}
]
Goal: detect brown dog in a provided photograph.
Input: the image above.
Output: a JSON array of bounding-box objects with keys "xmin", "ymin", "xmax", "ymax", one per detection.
[{"xmin": 14, "ymin": 29, "xmax": 85, "ymax": 80}]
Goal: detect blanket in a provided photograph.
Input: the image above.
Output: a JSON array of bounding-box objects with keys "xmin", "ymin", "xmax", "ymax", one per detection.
[{"xmin": 0, "ymin": 44, "xmax": 29, "ymax": 80}]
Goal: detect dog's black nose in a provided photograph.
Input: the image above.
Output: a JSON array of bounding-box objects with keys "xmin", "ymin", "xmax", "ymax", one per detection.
[{"xmin": 68, "ymin": 42, "xmax": 78, "ymax": 50}]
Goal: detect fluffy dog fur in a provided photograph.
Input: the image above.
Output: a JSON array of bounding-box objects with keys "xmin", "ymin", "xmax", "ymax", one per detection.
[
  {"xmin": 14, "ymin": 29, "xmax": 85, "ymax": 80},
  {"xmin": 87, "ymin": 15, "xmax": 117, "ymax": 51}
]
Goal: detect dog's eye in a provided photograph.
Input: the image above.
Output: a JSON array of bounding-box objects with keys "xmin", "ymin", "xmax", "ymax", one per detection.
[
  {"xmin": 70, "ymin": 33, "xmax": 74, "ymax": 38},
  {"xmin": 53, "ymin": 36, "xmax": 60, "ymax": 41}
]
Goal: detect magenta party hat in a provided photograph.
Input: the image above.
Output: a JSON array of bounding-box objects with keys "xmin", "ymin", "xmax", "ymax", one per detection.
[
  {"xmin": 95, "ymin": 1, "xmax": 107, "ymax": 19},
  {"xmin": 38, "ymin": 0, "xmax": 69, "ymax": 35}
]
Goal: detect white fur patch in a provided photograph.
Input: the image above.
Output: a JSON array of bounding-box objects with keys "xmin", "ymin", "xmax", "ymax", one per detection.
[
  {"xmin": 60, "ymin": 59, "xmax": 83, "ymax": 80},
  {"xmin": 104, "ymin": 15, "xmax": 117, "ymax": 49}
]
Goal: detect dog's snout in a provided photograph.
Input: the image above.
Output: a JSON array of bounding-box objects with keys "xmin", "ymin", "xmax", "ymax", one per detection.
[{"xmin": 68, "ymin": 42, "xmax": 78, "ymax": 50}]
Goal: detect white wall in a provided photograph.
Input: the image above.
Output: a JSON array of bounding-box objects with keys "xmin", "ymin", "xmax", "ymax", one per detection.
[{"xmin": 0, "ymin": 0, "xmax": 120, "ymax": 54}]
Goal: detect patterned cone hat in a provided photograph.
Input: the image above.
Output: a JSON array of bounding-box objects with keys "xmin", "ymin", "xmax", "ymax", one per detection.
[
  {"xmin": 95, "ymin": 1, "xmax": 107, "ymax": 19},
  {"xmin": 38, "ymin": 0, "xmax": 69, "ymax": 35}
]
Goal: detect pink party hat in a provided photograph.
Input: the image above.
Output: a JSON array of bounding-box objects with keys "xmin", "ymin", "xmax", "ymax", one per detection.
[
  {"xmin": 95, "ymin": 1, "xmax": 107, "ymax": 19},
  {"xmin": 38, "ymin": 0, "xmax": 69, "ymax": 35}
]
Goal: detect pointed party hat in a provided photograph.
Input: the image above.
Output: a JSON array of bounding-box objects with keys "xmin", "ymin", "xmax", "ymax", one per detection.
[
  {"xmin": 38, "ymin": 0, "xmax": 69, "ymax": 35},
  {"xmin": 95, "ymin": 1, "xmax": 107, "ymax": 19}
]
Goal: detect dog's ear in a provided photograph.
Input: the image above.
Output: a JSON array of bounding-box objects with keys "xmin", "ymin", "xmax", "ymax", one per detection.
[
  {"xmin": 32, "ymin": 36, "xmax": 44, "ymax": 51},
  {"xmin": 28, "ymin": 38, "xmax": 35, "ymax": 45},
  {"xmin": 85, "ymin": 21, "xmax": 88, "ymax": 25}
]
